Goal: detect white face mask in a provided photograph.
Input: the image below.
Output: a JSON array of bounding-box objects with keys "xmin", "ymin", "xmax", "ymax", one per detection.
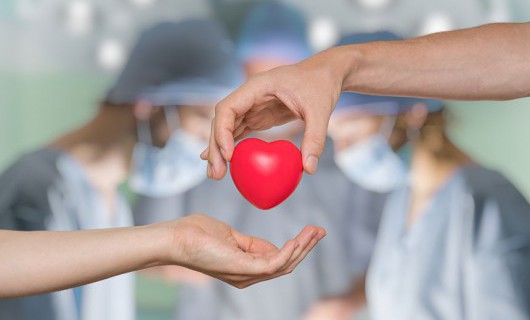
[
  {"xmin": 335, "ymin": 122, "xmax": 408, "ymax": 193},
  {"xmin": 130, "ymin": 109, "xmax": 208, "ymax": 198}
]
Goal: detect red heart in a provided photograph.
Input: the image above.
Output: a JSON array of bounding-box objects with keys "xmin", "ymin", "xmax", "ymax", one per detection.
[{"xmin": 230, "ymin": 138, "xmax": 303, "ymax": 210}]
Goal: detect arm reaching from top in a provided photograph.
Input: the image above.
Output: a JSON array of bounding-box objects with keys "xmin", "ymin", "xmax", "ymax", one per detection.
[
  {"xmin": 343, "ymin": 22, "xmax": 530, "ymax": 100},
  {"xmin": 203, "ymin": 22, "xmax": 530, "ymax": 179},
  {"xmin": 0, "ymin": 213, "xmax": 325, "ymax": 298}
]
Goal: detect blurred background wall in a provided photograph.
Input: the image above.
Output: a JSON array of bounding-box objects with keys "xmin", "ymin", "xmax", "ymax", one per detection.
[{"xmin": 1, "ymin": 1, "xmax": 529, "ymax": 319}]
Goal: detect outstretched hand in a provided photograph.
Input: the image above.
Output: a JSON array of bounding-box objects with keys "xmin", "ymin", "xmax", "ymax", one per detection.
[
  {"xmin": 166, "ymin": 213, "xmax": 326, "ymax": 288},
  {"xmin": 201, "ymin": 49, "xmax": 347, "ymax": 180},
  {"xmin": 0, "ymin": 214, "xmax": 324, "ymax": 298}
]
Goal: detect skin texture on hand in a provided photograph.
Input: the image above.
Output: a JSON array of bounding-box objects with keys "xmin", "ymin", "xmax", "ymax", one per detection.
[
  {"xmin": 0, "ymin": 214, "xmax": 325, "ymax": 298},
  {"xmin": 202, "ymin": 22, "xmax": 530, "ymax": 179}
]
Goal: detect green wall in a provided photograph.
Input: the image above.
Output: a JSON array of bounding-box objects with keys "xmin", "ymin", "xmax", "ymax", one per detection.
[
  {"xmin": 448, "ymin": 99, "xmax": 530, "ymax": 199},
  {"xmin": 0, "ymin": 71, "xmax": 110, "ymax": 168}
]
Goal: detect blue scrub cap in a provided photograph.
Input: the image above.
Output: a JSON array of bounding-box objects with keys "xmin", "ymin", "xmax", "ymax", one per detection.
[
  {"xmin": 105, "ymin": 19, "xmax": 243, "ymax": 107},
  {"xmin": 335, "ymin": 31, "xmax": 443, "ymax": 115},
  {"xmin": 236, "ymin": 2, "xmax": 312, "ymax": 63}
]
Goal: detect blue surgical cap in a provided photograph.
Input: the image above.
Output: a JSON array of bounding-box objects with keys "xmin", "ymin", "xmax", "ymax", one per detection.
[
  {"xmin": 105, "ymin": 19, "xmax": 243, "ymax": 107},
  {"xmin": 236, "ymin": 2, "xmax": 312, "ymax": 63},
  {"xmin": 335, "ymin": 31, "xmax": 443, "ymax": 115}
]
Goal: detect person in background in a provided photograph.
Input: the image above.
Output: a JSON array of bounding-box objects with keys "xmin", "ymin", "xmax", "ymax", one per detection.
[
  {"xmin": 134, "ymin": 3, "xmax": 356, "ymax": 320},
  {"xmin": 365, "ymin": 101, "xmax": 530, "ymax": 319},
  {"xmin": 305, "ymin": 94, "xmax": 429, "ymax": 319},
  {"xmin": 0, "ymin": 19, "xmax": 294, "ymax": 320}
]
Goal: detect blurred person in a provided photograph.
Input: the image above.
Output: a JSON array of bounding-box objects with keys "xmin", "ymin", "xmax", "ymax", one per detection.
[
  {"xmin": 304, "ymin": 93, "xmax": 426, "ymax": 320},
  {"xmin": 202, "ymin": 22, "xmax": 530, "ymax": 180},
  {"xmin": 0, "ymin": 19, "xmax": 232, "ymax": 320},
  {"xmin": 134, "ymin": 3, "xmax": 359, "ymax": 320},
  {"xmin": 306, "ymin": 30, "xmax": 530, "ymax": 320},
  {"xmin": 0, "ymin": 19, "xmax": 320, "ymax": 320},
  {"xmin": 309, "ymin": 93, "xmax": 530, "ymax": 320},
  {"xmin": 366, "ymin": 102, "xmax": 530, "ymax": 319}
]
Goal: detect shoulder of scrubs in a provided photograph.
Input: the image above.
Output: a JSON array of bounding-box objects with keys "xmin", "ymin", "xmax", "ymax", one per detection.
[
  {"xmin": 460, "ymin": 165, "xmax": 530, "ymax": 319},
  {"xmin": 0, "ymin": 148, "xmax": 63, "ymax": 230},
  {"xmin": 461, "ymin": 165, "xmax": 530, "ymax": 248}
]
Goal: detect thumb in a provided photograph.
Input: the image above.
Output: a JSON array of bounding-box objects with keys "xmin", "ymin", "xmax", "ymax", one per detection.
[{"xmin": 301, "ymin": 111, "xmax": 329, "ymax": 175}]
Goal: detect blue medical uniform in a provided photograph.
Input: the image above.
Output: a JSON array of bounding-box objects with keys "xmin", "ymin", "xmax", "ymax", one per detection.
[{"xmin": 367, "ymin": 164, "xmax": 530, "ymax": 320}]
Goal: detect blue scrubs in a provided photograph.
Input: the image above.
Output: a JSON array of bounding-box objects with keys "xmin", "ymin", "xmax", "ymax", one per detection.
[
  {"xmin": 0, "ymin": 148, "xmax": 135, "ymax": 320},
  {"xmin": 367, "ymin": 164, "xmax": 530, "ymax": 320}
]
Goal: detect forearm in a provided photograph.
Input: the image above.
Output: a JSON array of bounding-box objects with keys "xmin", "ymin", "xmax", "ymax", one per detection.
[
  {"xmin": 0, "ymin": 225, "xmax": 170, "ymax": 298},
  {"xmin": 334, "ymin": 22, "xmax": 530, "ymax": 100}
]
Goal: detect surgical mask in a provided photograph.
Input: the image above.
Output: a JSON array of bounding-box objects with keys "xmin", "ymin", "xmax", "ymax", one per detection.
[
  {"xmin": 130, "ymin": 108, "xmax": 207, "ymax": 197},
  {"xmin": 335, "ymin": 117, "xmax": 408, "ymax": 193}
]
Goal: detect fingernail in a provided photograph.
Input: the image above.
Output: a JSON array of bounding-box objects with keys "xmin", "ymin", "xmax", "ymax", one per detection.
[{"xmin": 305, "ymin": 156, "xmax": 319, "ymax": 175}]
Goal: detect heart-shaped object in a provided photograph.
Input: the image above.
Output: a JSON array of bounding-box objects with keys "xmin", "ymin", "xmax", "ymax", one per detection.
[{"xmin": 230, "ymin": 138, "xmax": 303, "ymax": 210}]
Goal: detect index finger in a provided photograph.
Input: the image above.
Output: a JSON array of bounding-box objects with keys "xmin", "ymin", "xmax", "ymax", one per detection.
[{"xmin": 213, "ymin": 80, "xmax": 259, "ymax": 163}]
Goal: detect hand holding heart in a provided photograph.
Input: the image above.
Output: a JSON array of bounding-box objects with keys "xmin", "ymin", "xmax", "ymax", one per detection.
[
  {"xmin": 200, "ymin": 54, "xmax": 343, "ymax": 180},
  {"xmin": 230, "ymin": 138, "xmax": 303, "ymax": 209}
]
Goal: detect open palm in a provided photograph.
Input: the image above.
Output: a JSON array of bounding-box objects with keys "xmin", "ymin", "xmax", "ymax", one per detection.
[{"xmin": 168, "ymin": 213, "xmax": 326, "ymax": 288}]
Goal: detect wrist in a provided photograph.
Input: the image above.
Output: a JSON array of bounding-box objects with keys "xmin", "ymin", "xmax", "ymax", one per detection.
[
  {"xmin": 323, "ymin": 44, "xmax": 365, "ymax": 92},
  {"xmin": 151, "ymin": 219, "xmax": 192, "ymax": 267},
  {"xmin": 140, "ymin": 222, "xmax": 182, "ymax": 268}
]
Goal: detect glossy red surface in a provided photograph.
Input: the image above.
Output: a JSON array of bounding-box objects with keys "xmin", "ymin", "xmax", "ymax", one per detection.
[{"xmin": 230, "ymin": 138, "xmax": 303, "ymax": 210}]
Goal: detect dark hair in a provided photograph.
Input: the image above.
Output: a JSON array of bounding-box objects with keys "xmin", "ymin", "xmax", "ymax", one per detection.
[{"xmin": 394, "ymin": 106, "xmax": 452, "ymax": 158}]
